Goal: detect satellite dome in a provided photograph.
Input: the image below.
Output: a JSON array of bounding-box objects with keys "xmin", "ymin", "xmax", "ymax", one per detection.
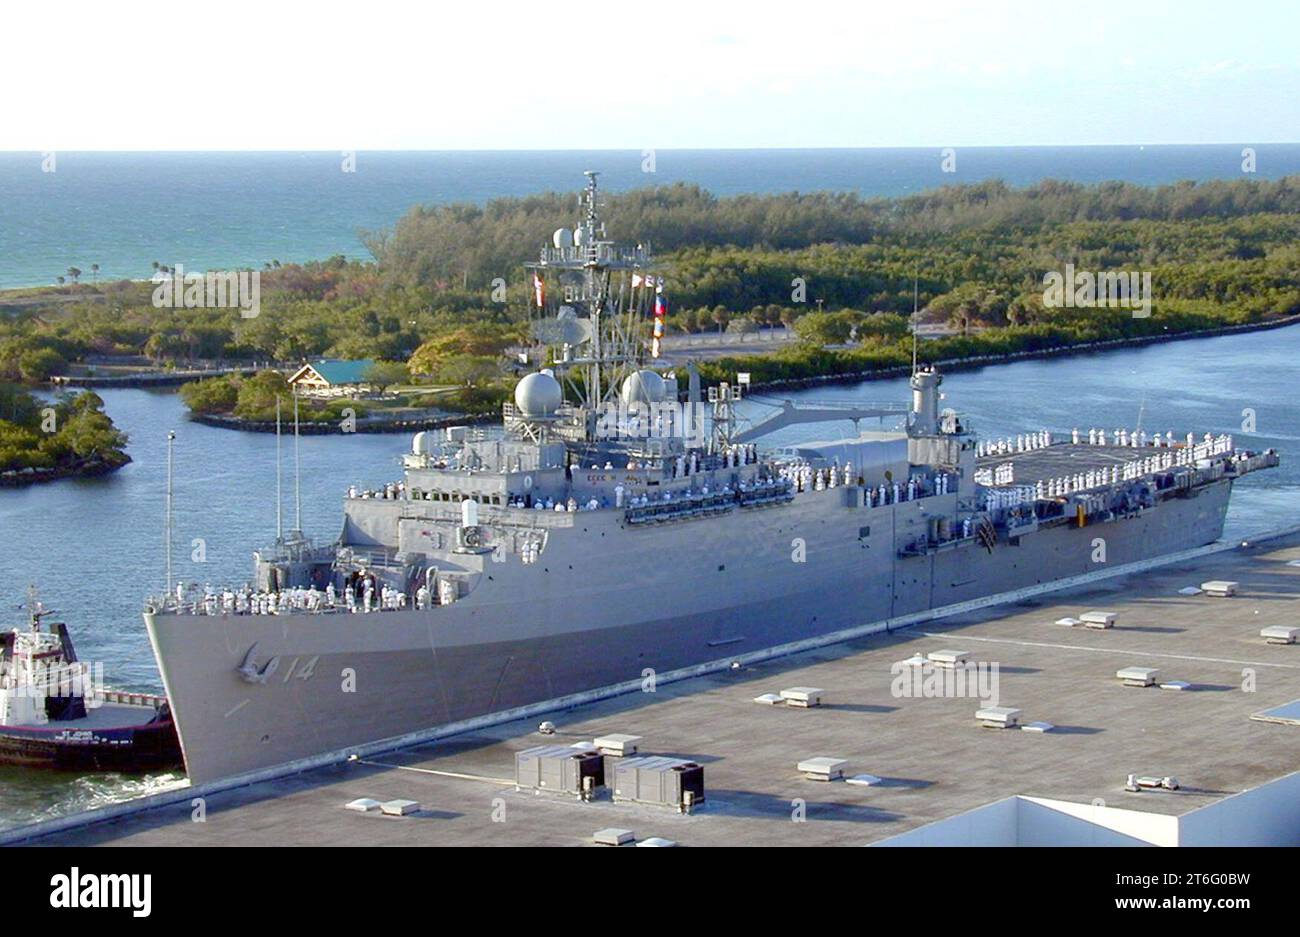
[
  {"xmin": 620, "ymin": 369, "xmax": 667, "ymax": 406},
  {"xmin": 552, "ymin": 228, "xmax": 574, "ymax": 249},
  {"xmin": 574, "ymin": 226, "xmax": 587, "ymax": 246},
  {"xmin": 514, "ymin": 371, "xmax": 563, "ymax": 419},
  {"xmin": 412, "ymin": 431, "xmax": 428, "ymax": 454}
]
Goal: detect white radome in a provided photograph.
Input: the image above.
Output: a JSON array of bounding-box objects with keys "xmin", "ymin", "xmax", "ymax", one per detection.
[
  {"xmin": 552, "ymin": 228, "xmax": 574, "ymax": 249},
  {"xmin": 620, "ymin": 369, "xmax": 667, "ymax": 406},
  {"xmin": 515, "ymin": 371, "xmax": 563, "ymax": 418}
]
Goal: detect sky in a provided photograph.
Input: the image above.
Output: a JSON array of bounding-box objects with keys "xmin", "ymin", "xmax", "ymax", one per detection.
[{"xmin": 1, "ymin": 0, "xmax": 1296, "ymax": 150}]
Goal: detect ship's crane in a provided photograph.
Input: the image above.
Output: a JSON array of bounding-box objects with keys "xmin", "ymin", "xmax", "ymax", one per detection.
[{"xmin": 731, "ymin": 398, "xmax": 909, "ymax": 444}]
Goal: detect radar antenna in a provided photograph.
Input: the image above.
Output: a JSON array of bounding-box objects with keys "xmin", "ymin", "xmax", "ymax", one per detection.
[
  {"xmin": 911, "ymin": 270, "xmax": 920, "ymax": 376},
  {"xmin": 522, "ymin": 172, "xmax": 657, "ymax": 442}
]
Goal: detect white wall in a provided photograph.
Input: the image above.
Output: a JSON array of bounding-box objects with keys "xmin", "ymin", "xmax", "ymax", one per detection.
[
  {"xmin": 1017, "ymin": 798, "xmax": 1174, "ymax": 847},
  {"xmin": 871, "ymin": 795, "xmax": 1175, "ymax": 847},
  {"xmin": 871, "ymin": 771, "xmax": 1300, "ymax": 846},
  {"xmin": 1178, "ymin": 769, "xmax": 1300, "ymax": 846}
]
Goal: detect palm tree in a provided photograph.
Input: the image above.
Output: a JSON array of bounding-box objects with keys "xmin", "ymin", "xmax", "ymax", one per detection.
[
  {"xmin": 90, "ymin": 263, "xmax": 100, "ymax": 285},
  {"xmin": 67, "ymin": 266, "xmax": 81, "ymax": 285},
  {"xmin": 711, "ymin": 305, "xmax": 730, "ymax": 341}
]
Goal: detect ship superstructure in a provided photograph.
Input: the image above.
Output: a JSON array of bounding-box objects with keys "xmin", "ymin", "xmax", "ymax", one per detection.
[{"xmin": 144, "ymin": 175, "xmax": 1279, "ymax": 784}]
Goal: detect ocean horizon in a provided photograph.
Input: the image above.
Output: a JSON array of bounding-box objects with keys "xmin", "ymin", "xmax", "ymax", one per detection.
[{"xmin": 2, "ymin": 144, "xmax": 1299, "ymax": 291}]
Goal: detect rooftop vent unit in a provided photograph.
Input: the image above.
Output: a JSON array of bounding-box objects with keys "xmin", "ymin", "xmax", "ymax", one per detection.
[
  {"xmin": 798, "ymin": 757, "xmax": 848, "ymax": 781},
  {"xmin": 612, "ymin": 757, "xmax": 704, "ymax": 813},
  {"xmin": 780, "ymin": 687, "xmax": 825, "ymax": 708},
  {"xmin": 927, "ymin": 650, "xmax": 970, "ymax": 669},
  {"xmin": 594, "ymin": 734, "xmax": 643, "ymax": 757},
  {"xmin": 975, "ymin": 706, "xmax": 1021, "ymax": 728},
  {"xmin": 636, "ymin": 837, "xmax": 678, "ymax": 847},
  {"xmin": 592, "ymin": 828, "xmax": 636, "ymax": 846},
  {"xmin": 379, "ymin": 799, "xmax": 421, "ymax": 816},
  {"xmin": 1116, "ymin": 667, "xmax": 1161, "ymax": 687},
  {"xmin": 516, "ymin": 745, "xmax": 605, "ymax": 801},
  {"xmin": 1054, "ymin": 617, "xmax": 1081, "ymax": 627},
  {"xmin": 753, "ymin": 692, "xmax": 785, "ymax": 705},
  {"xmin": 1261, "ymin": 626, "xmax": 1299, "ymax": 645},
  {"xmin": 1201, "ymin": 580, "xmax": 1239, "ymax": 597},
  {"xmin": 1080, "ymin": 611, "xmax": 1117, "ymax": 629},
  {"xmin": 1126, "ymin": 775, "xmax": 1179, "ymax": 792},
  {"xmin": 344, "ymin": 798, "xmax": 382, "ymax": 813}
]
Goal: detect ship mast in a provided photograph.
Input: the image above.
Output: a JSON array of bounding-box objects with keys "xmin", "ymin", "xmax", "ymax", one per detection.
[
  {"xmin": 911, "ymin": 271, "xmax": 920, "ymax": 376},
  {"xmin": 165, "ymin": 430, "xmax": 175, "ymax": 599},
  {"xmin": 522, "ymin": 171, "xmax": 655, "ymax": 440},
  {"xmin": 275, "ymin": 395, "xmax": 283, "ymax": 543},
  {"xmin": 294, "ymin": 389, "xmax": 302, "ymax": 533},
  {"xmin": 583, "ymin": 171, "xmax": 602, "ymax": 405}
]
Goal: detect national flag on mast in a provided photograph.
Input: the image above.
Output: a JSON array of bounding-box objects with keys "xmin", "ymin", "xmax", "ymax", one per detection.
[
  {"xmin": 651, "ymin": 288, "xmax": 667, "ymax": 359},
  {"xmin": 532, "ymin": 272, "xmax": 544, "ymax": 308}
]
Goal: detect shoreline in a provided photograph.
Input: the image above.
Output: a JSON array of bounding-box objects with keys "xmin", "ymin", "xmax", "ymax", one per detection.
[
  {"xmin": 40, "ymin": 314, "xmax": 1300, "ymax": 434},
  {"xmin": 0, "ymin": 454, "xmax": 131, "ymax": 488},
  {"xmin": 49, "ymin": 367, "xmax": 256, "ymax": 389},
  {"xmin": 741, "ymin": 313, "xmax": 1300, "ymax": 393},
  {"xmin": 187, "ymin": 411, "xmax": 497, "ymax": 435},
  {"xmin": 172, "ymin": 313, "xmax": 1300, "ymax": 433}
]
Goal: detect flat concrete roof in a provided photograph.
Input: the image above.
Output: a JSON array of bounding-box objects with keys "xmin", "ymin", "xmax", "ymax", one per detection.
[{"xmin": 26, "ymin": 532, "xmax": 1300, "ymax": 847}]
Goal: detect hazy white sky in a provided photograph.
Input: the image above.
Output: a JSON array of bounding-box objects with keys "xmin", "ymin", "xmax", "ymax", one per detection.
[{"xmin": 3, "ymin": 0, "xmax": 1296, "ymax": 149}]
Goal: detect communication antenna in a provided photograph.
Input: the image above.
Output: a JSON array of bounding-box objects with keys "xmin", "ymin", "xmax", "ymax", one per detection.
[
  {"xmin": 275, "ymin": 395, "xmax": 283, "ymax": 543},
  {"xmin": 165, "ymin": 430, "xmax": 175, "ymax": 599},
  {"xmin": 293, "ymin": 389, "xmax": 302, "ymax": 533},
  {"xmin": 911, "ymin": 272, "xmax": 920, "ymax": 376}
]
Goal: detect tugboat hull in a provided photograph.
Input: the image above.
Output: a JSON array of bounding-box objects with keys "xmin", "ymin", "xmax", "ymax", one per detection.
[{"xmin": 0, "ymin": 700, "xmax": 183, "ymax": 772}]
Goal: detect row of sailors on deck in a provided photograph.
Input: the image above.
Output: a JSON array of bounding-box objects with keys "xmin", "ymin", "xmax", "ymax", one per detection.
[
  {"xmin": 175, "ymin": 580, "xmax": 436, "ymax": 615},
  {"xmin": 777, "ymin": 463, "xmax": 953, "ymax": 504},
  {"xmin": 507, "ymin": 495, "xmax": 604, "ymax": 511},
  {"xmin": 978, "ymin": 433, "xmax": 1052, "ymax": 456},
  {"xmin": 1074, "ymin": 428, "xmax": 1185, "ymax": 447},
  {"xmin": 582, "ymin": 445, "xmax": 759, "ymax": 480},
  {"xmin": 977, "ymin": 429, "xmax": 1225, "ymax": 458},
  {"xmin": 347, "ymin": 482, "xmax": 404, "ymax": 500}
]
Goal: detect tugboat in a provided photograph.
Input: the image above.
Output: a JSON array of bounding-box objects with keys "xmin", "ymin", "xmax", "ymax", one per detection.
[{"xmin": 0, "ymin": 589, "xmax": 182, "ymax": 771}]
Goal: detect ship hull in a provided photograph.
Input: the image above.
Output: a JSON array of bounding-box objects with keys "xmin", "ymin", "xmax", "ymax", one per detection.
[
  {"xmin": 0, "ymin": 719, "xmax": 182, "ymax": 772},
  {"xmin": 147, "ymin": 478, "xmax": 1233, "ymax": 784}
]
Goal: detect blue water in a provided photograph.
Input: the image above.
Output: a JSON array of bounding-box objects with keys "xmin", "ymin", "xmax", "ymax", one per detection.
[{"xmin": 3, "ymin": 145, "xmax": 1300, "ymax": 289}]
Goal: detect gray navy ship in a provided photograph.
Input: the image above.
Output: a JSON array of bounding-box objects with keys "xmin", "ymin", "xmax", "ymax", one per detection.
[{"xmin": 145, "ymin": 173, "xmax": 1280, "ymax": 784}]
